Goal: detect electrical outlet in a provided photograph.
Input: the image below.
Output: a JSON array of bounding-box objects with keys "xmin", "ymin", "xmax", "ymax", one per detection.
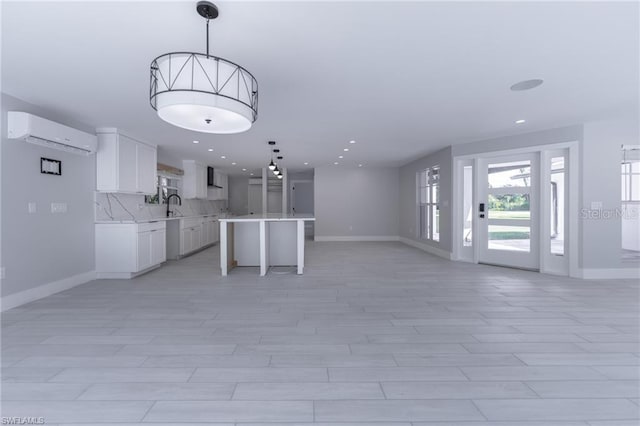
[
  {"xmin": 28, "ymin": 202, "xmax": 36, "ymax": 214},
  {"xmin": 51, "ymin": 202, "xmax": 67, "ymax": 213}
]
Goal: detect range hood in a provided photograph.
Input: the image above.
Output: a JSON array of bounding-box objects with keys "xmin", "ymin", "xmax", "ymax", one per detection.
[{"xmin": 207, "ymin": 166, "xmax": 223, "ymax": 188}]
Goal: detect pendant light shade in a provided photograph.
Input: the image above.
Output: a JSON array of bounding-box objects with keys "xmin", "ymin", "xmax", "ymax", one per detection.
[
  {"xmin": 268, "ymin": 159, "xmax": 276, "ymax": 170},
  {"xmin": 273, "ymin": 165, "xmax": 280, "ymax": 176},
  {"xmin": 277, "ymin": 173, "xmax": 283, "ymax": 179},
  {"xmin": 150, "ymin": 2, "xmax": 258, "ymax": 134}
]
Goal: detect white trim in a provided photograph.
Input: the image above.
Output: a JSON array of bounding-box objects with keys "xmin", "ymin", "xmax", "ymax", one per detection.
[
  {"xmin": 579, "ymin": 268, "xmax": 640, "ymax": 279},
  {"xmin": 455, "ymin": 140, "xmax": 579, "ymax": 161},
  {"xmin": 95, "ymin": 263, "xmax": 162, "ymax": 279},
  {"xmin": 314, "ymin": 236, "xmax": 400, "ymax": 242},
  {"xmin": 1, "ymin": 271, "xmax": 96, "ymax": 312},
  {"xmin": 400, "ymin": 237, "xmax": 453, "ymax": 260}
]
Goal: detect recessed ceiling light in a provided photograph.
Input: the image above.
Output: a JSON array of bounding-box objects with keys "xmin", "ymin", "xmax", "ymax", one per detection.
[
  {"xmin": 303, "ymin": 162, "xmax": 309, "ymax": 165},
  {"xmin": 358, "ymin": 164, "xmax": 363, "ymax": 167},
  {"xmin": 242, "ymin": 168, "xmax": 247, "ymax": 171},
  {"xmin": 338, "ymin": 155, "xmax": 343, "ymax": 159},
  {"xmin": 231, "ymin": 162, "xmax": 236, "ymax": 165},
  {"xmin": 515, "ymin": 119, "xmax": 526, "ymax": 124},
  {"xmin": 343, "ymin": 148, "xmax": 349, "ymax": 152},
  {"xmin": 250, "ymin": 173, "xmax": 254, "ymax": 176},
  {"xmin": 510, "ymin": 79, "xmax": 543, "ymax": 91},
  {"xmin": 349, "ymin": 140, "xmax": 356, "ymax": 144},
  {"xmin": 207, "ymin": 148, "xmax": 213, "ymax": 152},
  {"xmin": 334, "ymin": 162, "xmax": 339, "ymax": 165},
  {"xmin": 193, "ymin": 140, "xmax": 199, "ymax": 144},
  {"xmin": 221, "ymin": 155, "xmax": 226, "ymax": 159}
]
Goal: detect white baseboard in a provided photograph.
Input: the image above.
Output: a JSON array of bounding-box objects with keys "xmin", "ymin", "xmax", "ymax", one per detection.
[
  {"xmin": 579, "ymin": 268, "xmax": 640, "ymax": 279},
  {"xmin": 314, "ymin": 236, "xmax": 400, "ymax": 242},
  {"xmin": 96, "ymin": 263, "xmax": 162, "ymax": 279},
  {"xmin": 399, "ymin": 237, "xmax": 453, "ymax": 260},
  {"xmin": 1, "ymin": 271, "xmax": 96, "ymax": 312}
]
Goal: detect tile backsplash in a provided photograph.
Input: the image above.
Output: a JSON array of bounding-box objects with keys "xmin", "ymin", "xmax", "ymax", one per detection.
[{"xmin": 95, "ymin": 192, "xmax": 226, "ymax": 221}]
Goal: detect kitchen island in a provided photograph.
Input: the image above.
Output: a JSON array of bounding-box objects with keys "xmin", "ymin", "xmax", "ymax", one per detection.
[{"xmin": 219, "ymin": 214, "xmax": 315, "ymax": 276}]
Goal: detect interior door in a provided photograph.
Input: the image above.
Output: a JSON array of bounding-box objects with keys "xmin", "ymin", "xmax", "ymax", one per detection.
[
  {"xmin": 291, "ymin": 181, "xmax": 314, "ymax": 215},
  {"xmin": 477, "ymin": 153, "xmax": 539, "ymax": 270}
]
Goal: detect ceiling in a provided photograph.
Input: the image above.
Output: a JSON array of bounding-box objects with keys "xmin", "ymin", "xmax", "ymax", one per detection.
[{"xmin": 2, "ymin": 1, "xmax": 638, "ymax": 175}]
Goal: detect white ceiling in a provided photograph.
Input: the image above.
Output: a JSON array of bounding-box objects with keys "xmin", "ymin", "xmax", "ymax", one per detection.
[{"xmin": 2, "ymin": 1, "xmax": 638, "ymax": 174}]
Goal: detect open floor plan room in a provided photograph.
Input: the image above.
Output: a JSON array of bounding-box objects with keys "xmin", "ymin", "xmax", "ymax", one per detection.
[{"xmin": 1, "ymin": 0, "xmax": 639, "ymax": 424}]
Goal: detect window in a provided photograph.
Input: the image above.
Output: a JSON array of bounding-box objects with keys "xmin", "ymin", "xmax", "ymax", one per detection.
[
  {"xmin": 621, "ymin": 146, "xmax": 640, "ymax": 261},
  {"xmin": 418, "ymin": 166, "xmax": 440, "ymax": 242},
  {"xmin": 145, "ymin": 174, "xmax": 180, "ymax": 205}
]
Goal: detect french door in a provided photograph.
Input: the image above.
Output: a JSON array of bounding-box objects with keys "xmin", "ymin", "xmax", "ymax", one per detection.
[{"xmin": 477, "ymin": 153, "xmax": 539, "ymax": 270}]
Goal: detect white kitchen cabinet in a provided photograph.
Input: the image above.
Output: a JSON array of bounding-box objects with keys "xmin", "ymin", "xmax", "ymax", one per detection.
[
  {"xmin": 96, "ymin": 128, "xmax": 157, "ymax": 194},
  {"xmin": 166, "ymin": 215, "xmax": 219, "ymax": 260},
  {"xmin": 201, "ymin": 217, "xmax": 217, "ymax": 245},
  {"xmin": 96, "ymin": 221, "xmax": 166, "ymax": 279},
  {"xmin": 137, "ymin": 143, "xmax": 157, "ymax": 194},
  {"xmin": 183, "ymin": 160, "xmax": 207, "ymax": 199}
]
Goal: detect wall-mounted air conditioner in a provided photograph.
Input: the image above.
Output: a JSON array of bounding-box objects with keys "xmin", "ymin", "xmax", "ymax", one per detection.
[{"xmin": 7, "ymin": 111, "xmax": 97, "ymax": 155}]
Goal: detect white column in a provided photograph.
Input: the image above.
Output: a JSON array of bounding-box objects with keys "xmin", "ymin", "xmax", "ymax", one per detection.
[
  {"xmin": 220, "ymin": 221, "xmax": 227, "ymax": 276},
  {"xmin": 262, "ymin": 168, "xmax": 268, "ymax": 215},
  {"xmin": 259, "ymin": 220, "xmax": 268, "ymax": 276},
  {"xmin": 282, "ymin": 168, "xmax": 288, "ymax": 214},
  {"xmin": 296, "ymin": 219, "xmax": 305, "ymax": 274}
]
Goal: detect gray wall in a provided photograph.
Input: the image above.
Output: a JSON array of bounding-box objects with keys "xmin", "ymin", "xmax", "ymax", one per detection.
[
  {"xmin": 1, "ymin": 93, "xmax": 96, "ymax": 298},
  {"xmin": 228, "ymin": 175, "xmax": 249, "ymax": 215},
  {"xmin": 314, "ymin": 167, "xmax": 399, "ymax": 238},
  {"xmin": 581, "ymin": 115, "xmax": 638, "ymax": 270},
  {"xmin": 399, "ymin": 146, "xmax": 453, "ymax": 252}
]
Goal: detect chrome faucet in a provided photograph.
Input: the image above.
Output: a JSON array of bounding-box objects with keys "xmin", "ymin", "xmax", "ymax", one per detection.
[{"xmin": 166, "ymin": 194, "xmax": 182, "ymax": 217}]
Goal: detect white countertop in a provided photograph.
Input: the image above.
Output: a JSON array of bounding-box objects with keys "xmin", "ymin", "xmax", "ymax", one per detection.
[
  {"xmin": 95, "ymin": 214, "xmax": 223, "ymax": 224},
  {"xmin": 219, "ymin": 214, "xmax": 315, "ymax": 222}
]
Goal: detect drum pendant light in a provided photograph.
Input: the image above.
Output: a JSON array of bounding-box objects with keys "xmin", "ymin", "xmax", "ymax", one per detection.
[{"xmin": 149, "ymin": 1, "xmax": 258, "ymax": 134}]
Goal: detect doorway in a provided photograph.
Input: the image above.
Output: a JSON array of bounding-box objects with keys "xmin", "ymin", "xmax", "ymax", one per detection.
[
  {"xmin": 477, "ymin": 153, "xmax": 539, "ymax": 270},
  {"xmin": 454, "ymin": 143, "xmax": 577, "ymax": 276}
]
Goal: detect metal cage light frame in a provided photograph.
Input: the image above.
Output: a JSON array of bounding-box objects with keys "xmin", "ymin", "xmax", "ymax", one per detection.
[{"xmin": 149, "ymin": 1, "xmax": 258, "ymax": 134}]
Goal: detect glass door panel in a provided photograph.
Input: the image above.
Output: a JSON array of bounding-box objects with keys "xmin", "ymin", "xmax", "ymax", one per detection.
[{"xmin": 478, "ymin": 154, "xmax": 539, "ymax": 270}]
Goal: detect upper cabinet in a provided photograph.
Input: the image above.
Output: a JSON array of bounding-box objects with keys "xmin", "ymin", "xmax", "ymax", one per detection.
[
  {"xmin": 96, "ymin": 128, "xmax": 157, "ymax": 194},
  {"xmin": 183, "ymin": 160, "xmax": 207, "ymax": 199}
]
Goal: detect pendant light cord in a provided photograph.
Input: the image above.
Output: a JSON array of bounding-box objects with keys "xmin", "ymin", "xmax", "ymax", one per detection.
[{"xmin": 206, "ymin": 19, "xmax": 210, "ymax": 58}]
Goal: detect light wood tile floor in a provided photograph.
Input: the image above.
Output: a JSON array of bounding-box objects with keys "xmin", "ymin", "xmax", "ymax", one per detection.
[{"xmin": 2, "ymin": 242, "xmax": 639, "ymax": 425}]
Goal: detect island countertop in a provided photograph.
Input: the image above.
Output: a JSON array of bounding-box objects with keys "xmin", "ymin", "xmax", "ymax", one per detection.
[{"xmin": 219, "ymin": 214, "xmax": 315, "ymax": 222}]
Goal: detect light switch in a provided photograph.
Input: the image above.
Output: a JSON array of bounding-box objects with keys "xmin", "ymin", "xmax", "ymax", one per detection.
[
  {"xmin": 28, "ymin": 202, "xmax": 36, "ymax": 214},
  {"xmin": 51, "ymin": 202, "xmax": 67, "ymax": 213}
]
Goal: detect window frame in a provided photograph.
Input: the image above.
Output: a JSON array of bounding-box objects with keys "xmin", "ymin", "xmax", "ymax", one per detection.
[{"xmin": 417, "ymin": 165, "xmax": 440, "ymax": 242}]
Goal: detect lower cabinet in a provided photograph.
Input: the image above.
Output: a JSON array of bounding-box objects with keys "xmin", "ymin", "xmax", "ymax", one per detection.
[
  {"xmin": 166, "ymin": 215, "xmax": 219, "ymax": 260},
  {"xmin": 96, "ymin": 221, "xmax": 166, "ymax": 279}
]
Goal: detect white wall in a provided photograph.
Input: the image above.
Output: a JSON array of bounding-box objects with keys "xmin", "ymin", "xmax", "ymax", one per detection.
[
  {"xmin": 1, "ymin": 93, "xmax": 96, "ymax": 301},
  {"xmin": 314, "ymin": 167, "xmax": 399, "ymax": 239}
]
